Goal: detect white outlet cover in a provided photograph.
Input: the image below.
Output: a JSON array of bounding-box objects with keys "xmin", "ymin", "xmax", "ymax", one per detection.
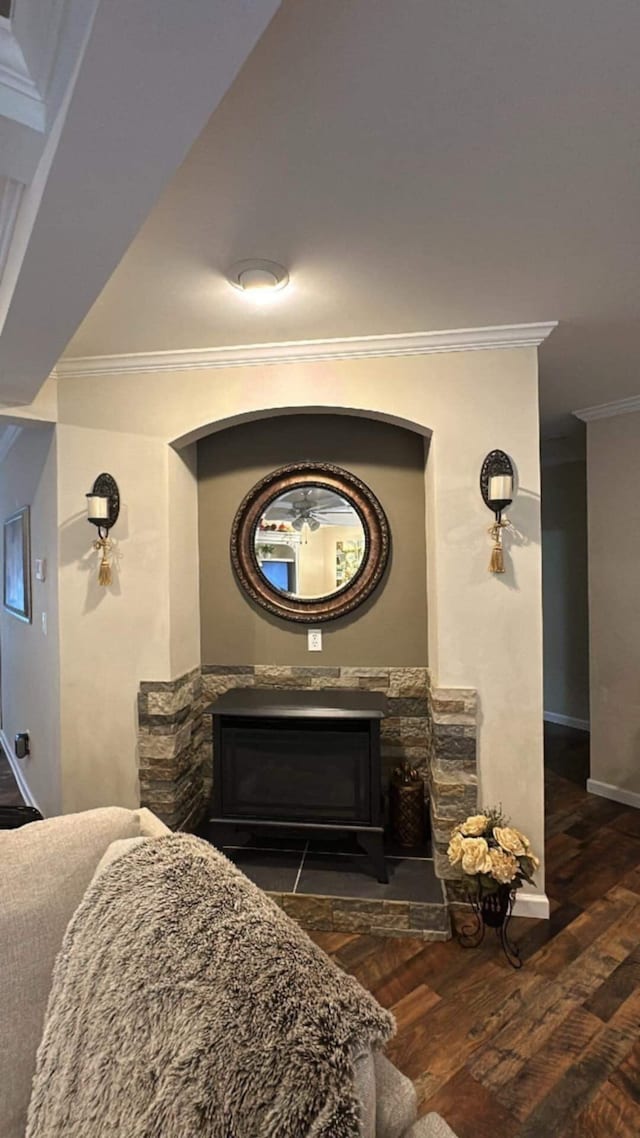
[{"xmin": 307, "ymin": 628, "xmax": 322, "ymax": 651}]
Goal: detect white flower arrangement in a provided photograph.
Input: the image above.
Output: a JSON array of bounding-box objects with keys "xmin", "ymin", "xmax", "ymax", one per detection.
[{"xmin": 447, "ymin": 806, "xmax": 539, "ymax": 894}]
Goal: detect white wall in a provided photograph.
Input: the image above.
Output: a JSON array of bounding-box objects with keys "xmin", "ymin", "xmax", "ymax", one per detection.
[
  {"xmin": 587, "ymin": 412, "xmax": 640, "ymax": 802},
  {"xmin": 541, "ymin": 460, "xmax": 590, "ymax": 726},
  {"xmin": 0, "ymin": 424, "xmax": 61, "ymax": 814},
  {"xmin": 56, "ymin": 424, "xmax": 172, "ymax": 812},
  {"xmin": 54, "ymin": 346, "xmax": 546, "ymax": 884}
]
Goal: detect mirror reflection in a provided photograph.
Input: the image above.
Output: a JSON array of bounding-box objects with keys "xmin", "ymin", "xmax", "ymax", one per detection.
[{"xmin": 255, "ymin": 486, "xmax": 365, "ymax": 599}]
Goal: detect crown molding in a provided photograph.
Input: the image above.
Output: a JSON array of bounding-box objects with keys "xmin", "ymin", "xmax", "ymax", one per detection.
[
  {"xmin": 0, "ymin": 19, "xmax": 45, "ymax": 131},
  {"xmin": 56, "ymin": 321, "xmax": 558, "ymax": 379},
  {"xmin": 0, "ymin": 176, "xmax": 23, "ymax": 277},
  {"xmin": 0, "ymin": 423, "xmax": 22, "ymax": 464},
  {"xmin": 574, "ymin": 395, "xmax": 640, "ymax": 422}
]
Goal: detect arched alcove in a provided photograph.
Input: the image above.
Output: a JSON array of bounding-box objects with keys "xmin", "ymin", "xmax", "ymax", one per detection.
[{"xmin": 196, "ymin": 411, "xmax": 430, "ymax": 667}]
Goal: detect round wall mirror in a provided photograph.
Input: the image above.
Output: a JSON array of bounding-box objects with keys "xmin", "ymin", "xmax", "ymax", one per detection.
[{"xmin": 230, "ymin": 463, "xmax": 390, "ymax": 622}]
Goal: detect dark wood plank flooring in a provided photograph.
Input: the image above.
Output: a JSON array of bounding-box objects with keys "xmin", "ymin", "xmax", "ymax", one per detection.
[
  {"xmin": 311, "ymin": 727, "xmax": 640, "ymax": 1137},
  {"xmin": 2, "ymin": 723, "xmax": 638, "ymax": 1131}
]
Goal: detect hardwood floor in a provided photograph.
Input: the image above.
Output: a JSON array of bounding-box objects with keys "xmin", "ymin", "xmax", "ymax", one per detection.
[
  {"xmin": 2, "ymin": 724, "xmax": 638, "ymax": 1131},
  {"xmin": 311, "ymin": 727, "xmax": 640, "ymax": 1137}
]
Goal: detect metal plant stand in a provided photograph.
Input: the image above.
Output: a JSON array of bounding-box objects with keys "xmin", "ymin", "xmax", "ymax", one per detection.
[{"xmin": 458, "ymin": 884, "xmax": 522, "ymax": 969}]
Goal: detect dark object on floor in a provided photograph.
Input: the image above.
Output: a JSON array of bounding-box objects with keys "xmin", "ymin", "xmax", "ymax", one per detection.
[
  {"xmin": 389, "ymin": 764, "xmax": 426, "ymax": 848},
  {"xmin": 0, "ymin": 805, "xmax": 43, "ymax": 829},
  {"xmin": 456, "ymin": 884, "xmax": 522, "ymax": 969}
]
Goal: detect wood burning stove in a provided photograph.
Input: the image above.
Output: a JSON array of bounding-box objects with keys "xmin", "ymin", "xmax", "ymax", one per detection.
[{"xmin": 206, "ymin": 688, "xmax": 388, "ymax": 882}]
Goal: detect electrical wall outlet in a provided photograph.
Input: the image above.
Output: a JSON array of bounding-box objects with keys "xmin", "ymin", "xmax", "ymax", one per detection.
[
  {"xmin": 307, "ymin": 628, "xmax": 322, "ymax": 651},
  {"xmin": 15, "ymin": 732, "xmax": 30, "ymax": 759},
  {"xmin": 35, "ymin": 558, "xmax": 46, "ymax": 582}
]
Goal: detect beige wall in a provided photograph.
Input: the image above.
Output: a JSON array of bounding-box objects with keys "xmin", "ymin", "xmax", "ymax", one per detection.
[
  {"xmin": 587, "ymin": 413, "xmax": 640, "ymax": 799},
  {"xmin": 0, "ymin": 425, "xmax": 61, "ymax": 815},
  {"xmin": 51, "ymin": 346, "xmax": 545, "ymax": 893},
  {"xmin": 169, "ymin": 443, "xmax": 201, "ymax": 676},
  {"xmin": 541, "ymin": 460, "xmax": 589, "ymax": 725},
  {"xmin": 57, "ymin": 425, "xmax": 174, "ymax": 813},
  {"xmin": 197, "ymin": 415, "xmax": 428, "ymax": 666}
]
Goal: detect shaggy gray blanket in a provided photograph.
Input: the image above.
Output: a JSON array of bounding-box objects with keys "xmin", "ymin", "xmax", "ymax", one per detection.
[{"xmin": 27, "ymin": 834, "xmax": 394, "ymax": 1138}]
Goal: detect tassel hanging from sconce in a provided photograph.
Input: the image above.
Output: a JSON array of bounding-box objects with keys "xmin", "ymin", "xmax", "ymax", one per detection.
[
  {"xmin": 94, "ymin": 535, "xmax": 113, "ymax": 586},
  {"xmin": 86, "ymin": 473, "xmax": 120, "ymax": 587},
  {"xmin": 480, "ymin": 451, "xmax": 515, "ymax": 575},
  {"xmin": 488, "ymin": 518, "xmax": 509, "ymax": 573}
]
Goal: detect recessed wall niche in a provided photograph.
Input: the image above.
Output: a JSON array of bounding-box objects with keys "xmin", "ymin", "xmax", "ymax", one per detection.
[{"xmin": 197, "ymin": 414, "xmax": 429, "ymax": 667}]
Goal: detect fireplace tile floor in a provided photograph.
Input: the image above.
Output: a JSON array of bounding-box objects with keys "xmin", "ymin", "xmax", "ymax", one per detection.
[{"xmin": 198, "ymin": 825, "xmax": 450, "ymax": 939}]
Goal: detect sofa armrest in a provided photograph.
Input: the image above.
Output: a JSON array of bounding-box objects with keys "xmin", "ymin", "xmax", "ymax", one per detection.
[
  {"xmin": 353, "ymin": 1048, "xmax": 418, "ymax": 1138},
  {"xmin": 404, "ymin": 1113, "xmax": 459, "ymax": 1138}
]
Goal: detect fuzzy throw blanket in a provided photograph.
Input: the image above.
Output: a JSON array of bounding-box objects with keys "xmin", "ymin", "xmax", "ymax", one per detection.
[{"xmin": 27, "ymin": 834, "xmax": 394, "ymax": 1138}]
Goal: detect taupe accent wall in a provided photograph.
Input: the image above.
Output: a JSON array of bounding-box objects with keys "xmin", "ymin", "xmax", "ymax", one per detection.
[{"xmin": 198, "ymin": 415, "xmax": 428, "ymax": 665}]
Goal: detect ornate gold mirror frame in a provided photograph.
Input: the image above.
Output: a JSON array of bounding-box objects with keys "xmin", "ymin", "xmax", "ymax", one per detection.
[{"xmin": 230, "ymin": 462, "xmax": 390, "ymax": 623}]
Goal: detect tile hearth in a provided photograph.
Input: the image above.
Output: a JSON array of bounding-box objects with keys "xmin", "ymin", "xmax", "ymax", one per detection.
[{"xmin": 198, "ymin": 825, "xmax": 450, "ymax": 940}]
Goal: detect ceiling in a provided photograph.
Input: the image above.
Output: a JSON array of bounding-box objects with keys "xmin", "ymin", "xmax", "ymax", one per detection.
[
  {"xmin": 63, "ymin": 0, "xmax": 640, "ymax": 439},
  {"xmin": 0, "ymin": 0, "xmax": 280, "ymax": 403}
]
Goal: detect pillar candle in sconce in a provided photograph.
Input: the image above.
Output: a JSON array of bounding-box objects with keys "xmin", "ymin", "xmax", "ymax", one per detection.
[
  {"xmin": 86, "ymin": 474, "xmax": 120, "ymax": 586},
  {"xmin": 488, "ymin": 474, "xmax": 513, "ymax": 504},
  {"xmin": 86, "ymin": 494, "xmax": 110, "ymax": 521},
  {"xmin": 480, "ymin": 451, "xmax": 515, "ymax": 574}
]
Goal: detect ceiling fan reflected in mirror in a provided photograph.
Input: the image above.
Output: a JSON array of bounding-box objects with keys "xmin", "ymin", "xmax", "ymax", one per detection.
[{"xmin": 263, "ymin": 486, "xmax": 359, "ymax": 531}]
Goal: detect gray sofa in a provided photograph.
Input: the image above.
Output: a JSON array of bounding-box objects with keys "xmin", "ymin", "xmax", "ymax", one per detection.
[{"xmin": 0, "ymin": 807, "xmax": 456, "ymax": 1138}]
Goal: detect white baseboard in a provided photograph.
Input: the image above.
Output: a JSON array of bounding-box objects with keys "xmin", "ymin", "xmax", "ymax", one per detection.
[
  {"xmin": 587, "ymin": 778, "xmax": 640, "ymax": 811},
  {"xmin": 0, "ymin": 729, "xmax": 41, "ymax": 813},
  {"xmin": 544, "ymin": 711, "xmax": 590, "ymax": 732},
  {"xmin": 512, "ymin": 891, "xmax": 550, "ymax": 920}
]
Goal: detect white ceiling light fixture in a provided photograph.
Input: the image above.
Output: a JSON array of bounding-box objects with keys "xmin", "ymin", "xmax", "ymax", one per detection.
[{"xmin": 227, "ymin": 258, "xmax": 289, "ymax": 296}]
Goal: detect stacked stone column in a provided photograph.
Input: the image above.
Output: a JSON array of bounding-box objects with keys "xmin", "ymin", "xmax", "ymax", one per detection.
[
  {"xmin": 137, "ymin": 668, "xmax": 206, "ymax": 830},
  {"xmin": 428, "ymin": 687, "xmax": 479, "ymax": 912}
]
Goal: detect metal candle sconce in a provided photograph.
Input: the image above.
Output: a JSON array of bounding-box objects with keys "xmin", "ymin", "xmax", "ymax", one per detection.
[
  {"xmin": 480, "ymin": 451, "xmax": 514, "ymax": 574},
  {"xmin": 86, "ymin": 473, "xmax": 120, "ymax": 586}
]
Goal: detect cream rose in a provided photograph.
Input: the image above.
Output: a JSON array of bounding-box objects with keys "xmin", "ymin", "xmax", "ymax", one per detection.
[
  {"xmin": 460, "ymin": 837, "xmax": 492, "ymax": 875},
  {"xmin": 489, "ymin": 847, "xmax": 518, "ymax": 884},
  {"xmin": 494, "ymin": 826, "xmax": 526, "ymax": 857},
  {"xmin": 460, "ymin": 814, "xmax": 489, "ymax": 837},
  {"xmin": 513, "ymin": 827, "xmax": 532, "ymax": 850},
  {"xmin": 447, "ymin": 831, "xmax": 465, "ymax": 866}
]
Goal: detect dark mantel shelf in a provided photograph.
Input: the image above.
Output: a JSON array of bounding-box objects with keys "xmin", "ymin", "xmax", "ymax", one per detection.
[{"xmin": 205, "ymin": 688, "xmax": 388, "ymax": 720}]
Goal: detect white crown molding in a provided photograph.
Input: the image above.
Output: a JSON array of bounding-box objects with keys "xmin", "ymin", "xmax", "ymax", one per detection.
[
  {"xmin": 0, "ymin": 20, "xmax": 45, "ymax": 131},
  {"xmin": 56, "ymin": 321, "xmax": 558, "ymax": 379},
  {"xmin": 0, "ymin": 176, "xmax": 23, "ymax": 277},
  {"xmin": 574, "ymin": 395, "xmax": 640, "ymax": 422}
]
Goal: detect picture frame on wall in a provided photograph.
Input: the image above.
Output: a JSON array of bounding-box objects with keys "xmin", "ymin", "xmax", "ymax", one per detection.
[{"xmin": 3, "ymin": 506, "xmax": 31, "ymax": 623}]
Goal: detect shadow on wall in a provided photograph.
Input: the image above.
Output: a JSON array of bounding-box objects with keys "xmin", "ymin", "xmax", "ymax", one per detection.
[
  {"xmin": 432, "ymin": 484, "xmax": 540, "ymax": 593},
  {"xmin": 58, "ymin": 506, "xmax": 129, "ymax": 610}
]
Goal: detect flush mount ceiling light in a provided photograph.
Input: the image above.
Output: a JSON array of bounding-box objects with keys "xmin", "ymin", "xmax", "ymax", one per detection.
[{"xmin": 227, "ymin": 259, "xmax": 289, "ymax": 294}]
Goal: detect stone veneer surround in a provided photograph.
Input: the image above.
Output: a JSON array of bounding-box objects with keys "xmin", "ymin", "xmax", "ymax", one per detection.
[
  {"xmin": 137, "ymin": 664, "xmax": 479, "ymax": 936},
  {"xmin": 137, "ymin": 668, "xmax": 206, "ymax": 830}
]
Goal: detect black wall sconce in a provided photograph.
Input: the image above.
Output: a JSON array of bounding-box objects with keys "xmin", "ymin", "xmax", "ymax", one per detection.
[
  {"xmin": 480, "ymin": 450, "xmax": 514, "ymax": 574},
  {"xmin": 86, "ymin": 473, "xmax": 120, "ymax": 586}
]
